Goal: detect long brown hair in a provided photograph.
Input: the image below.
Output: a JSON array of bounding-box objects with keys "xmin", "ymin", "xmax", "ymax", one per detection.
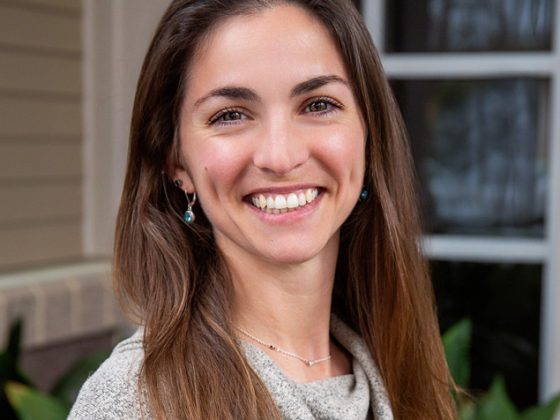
[{"xmin": 114, "ymin": 0, "xmax": 457, "ymax": 418}]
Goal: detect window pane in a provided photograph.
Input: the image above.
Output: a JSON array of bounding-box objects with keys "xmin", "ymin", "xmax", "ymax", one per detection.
[
  {"xmin": 386, "ymin": 0, "xmax": 553, "ymax": 52},
  {"xmin": 433, "ymin": 261, "xmax": 541, "ymax": 408},
  {"xmin": 392, "ymin": 78, "xmax": 549, "ymax": 237}
]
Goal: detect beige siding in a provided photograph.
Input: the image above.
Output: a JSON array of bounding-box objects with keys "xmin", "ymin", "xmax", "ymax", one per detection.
[
  {"xmin": 0, "ymin": 183, "xmax": 81, "ymax": 224},
  {"xmin": 0, "ymin": 5, "xmax": 81, "ymax": 53},
  {"xmin": 0, "ymin": 143, "xmax": 81, "ymax": 180},
  {"xmin": 0, "ymin": 97, "xmax": 81, "ymax": 138},
  {"xmin": 0, "ymin": 51, "xmax": 81, "ymax": 96},
  {"xmin": 13, "ymin": 0, "xmax": 82, "ymax": 12},
  {"xmin": 0, "ymin": 223, "xmax": 82, "ymax": 268},
  {"xmin": 0, "ymin": 0, "xmax": 83, "ymax": 270}
]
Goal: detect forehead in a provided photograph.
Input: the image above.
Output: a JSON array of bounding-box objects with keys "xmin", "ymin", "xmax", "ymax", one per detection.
[{"xmin": 184, "ymin": 5, "xmax": 348, "ymax": 100}]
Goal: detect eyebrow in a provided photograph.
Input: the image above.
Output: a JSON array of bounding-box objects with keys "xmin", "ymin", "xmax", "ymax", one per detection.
[
  {"xmin": 193, "ymin": 87, "xmax": 258, "ymax": 109},
  {"xmin": 290, "ymin": 75, "xmax": 349, "ymax": 97},
  {"xmin": 193, "ymin": 75, "xmax": 349, "ymax": 109}
]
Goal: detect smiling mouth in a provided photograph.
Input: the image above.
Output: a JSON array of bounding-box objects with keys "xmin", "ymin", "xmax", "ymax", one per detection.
[{"xmin": 248, "ymin": 188, "xmax": 320, "ymax": 214}]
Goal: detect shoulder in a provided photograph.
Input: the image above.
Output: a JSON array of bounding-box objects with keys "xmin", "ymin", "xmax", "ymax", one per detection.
[{"xmin": 68, "ymin": 328, "xmax": 149, "ymax": 420}]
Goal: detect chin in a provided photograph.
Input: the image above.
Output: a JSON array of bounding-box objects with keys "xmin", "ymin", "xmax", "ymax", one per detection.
[
  {"xmin": 261, "ymin": 245, "xmax": 326, "ymax": 266},
  {"xmin": 268, "ymin": 254, "xmax": 313, "ymax": 265}
]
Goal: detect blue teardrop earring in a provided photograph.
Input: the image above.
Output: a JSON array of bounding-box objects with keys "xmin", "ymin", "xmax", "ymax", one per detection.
[
  {"xmin": 173, "ymin": 179, "xmax": 196, "ymax": 224},
  {"xmin": 183, "ymin": 191, "xmax": 197, "ymax": 224},
  {"xmin": 359, "ymin": 187, "xmax": 369, "ymax": 202}
]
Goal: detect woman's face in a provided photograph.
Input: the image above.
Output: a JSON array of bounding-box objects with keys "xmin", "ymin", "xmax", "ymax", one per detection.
[{"xmin": 175, "ymin": 5, "xmax": 366, "ymax": 266}]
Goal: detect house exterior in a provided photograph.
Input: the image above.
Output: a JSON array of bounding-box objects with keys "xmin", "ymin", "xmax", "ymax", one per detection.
[{"xmin": 0, "ymin": 0, "xmax": 558, "ymax": 410}]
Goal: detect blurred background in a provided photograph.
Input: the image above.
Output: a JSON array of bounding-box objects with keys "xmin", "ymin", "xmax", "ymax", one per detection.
[{"xmin": 0, "ymin": 0, "xmax": 558, "ymax": 415}]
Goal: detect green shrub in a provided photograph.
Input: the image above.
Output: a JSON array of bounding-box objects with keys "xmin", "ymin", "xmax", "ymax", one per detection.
[
  {"xmin": 443, "ymin": 319, "xmax": 560, "ymax": 420},
  {"xmin": 0, "ymin": 320, "xmax": 109, "ymax": 420}
]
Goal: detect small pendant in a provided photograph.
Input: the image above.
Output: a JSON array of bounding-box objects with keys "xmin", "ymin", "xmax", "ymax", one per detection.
[
  {"xmin": 360, "ymin": 189, "xmax": 369, "ymax": 201},
  {"xmin": 184, "ymin": 210, "xmax": 195, "ymax": 223}
]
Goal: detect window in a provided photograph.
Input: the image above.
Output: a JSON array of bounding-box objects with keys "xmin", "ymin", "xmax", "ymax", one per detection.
[{"xmin": 363, "ymin": 0, "xmax": 560, "ymax": 407}]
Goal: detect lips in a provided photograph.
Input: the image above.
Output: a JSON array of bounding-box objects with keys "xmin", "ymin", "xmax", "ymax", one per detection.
[{"xmin": 248, "ymin": 188, "xmax": 320, "ymax": 214}]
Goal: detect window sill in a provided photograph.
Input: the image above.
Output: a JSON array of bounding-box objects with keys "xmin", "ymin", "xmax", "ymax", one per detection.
[{"xmin": 0, "ymin": 260, "xmax": 130, "ymax": 348}]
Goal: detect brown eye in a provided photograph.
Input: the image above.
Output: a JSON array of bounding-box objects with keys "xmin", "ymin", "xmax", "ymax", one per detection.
[
  {"xmin": 308, "ymin": 100, "xmax": 329, "ymax": 112},
  {"xmin": 209, "ymin": 108, "xmax": 248, "ymax": 126},
  {"xmin": 304, "ymin": 97, "xmax": 343, "ymax": 115},
  {"xmin": 222, "ymin": 111, "xmax": 242, "ymax": 121}
]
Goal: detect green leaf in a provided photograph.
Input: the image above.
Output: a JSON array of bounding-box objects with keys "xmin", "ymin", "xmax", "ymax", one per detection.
[
  {"xmin": 5, "ymin": 382, "xmax": 69, "ymax": 420},
  {"xmin": 0, "ymin": 390, "xmax": 19, "ymax": 420},
  {"xmin": 51, "ymin": 350, "xmax": 110, "ymax": 405},
  {"xmin": 0, "ymin": 319, "xmax": 32, "ymax": 387},
  {"xmin": 477, "ymin": 377, "xmax": 520, "ymax": 420},
  {"xmin": 521, "ymin": 393, "xmax": 560, "ymax": 420},
  {"xmin": 0, "ymin": 352, "xmax": 12, "ymax": 381},
  {"xmin": 442, "ymin": 318, "xmax": 471, "ymax": 387},
  {"xmin": 5, "ymin": 320, "xmax": 23, "ymax": 364},
  {"xmin": 458, "ymin": 399, "xmax": 476, "ymax": 420},
  {"xmin": 0, "ymin": 353, "xmax": 32, "ymax": 386}
]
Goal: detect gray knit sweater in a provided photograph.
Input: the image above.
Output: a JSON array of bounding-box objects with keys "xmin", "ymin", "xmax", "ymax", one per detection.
[{"xmin": 69, "ymin": 317, "xmax": 393, "ymax": 419}]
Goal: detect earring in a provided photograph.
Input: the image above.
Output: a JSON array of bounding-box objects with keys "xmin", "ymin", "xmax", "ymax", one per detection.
[
  {"xmin": 174, "ymin": 179, "xmax": 183, "ymax": 188},
  {"xmin": 359, "ymin": 187, "xmax": 369, "ymax": 202},
  {"xmin": 183, "ymin": 191, "xmax": 197, "ymax": 223}
]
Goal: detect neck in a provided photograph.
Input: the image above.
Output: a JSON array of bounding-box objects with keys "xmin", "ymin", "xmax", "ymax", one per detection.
[
  {"xmin": 224, "ymin": 236, "xmax": 339, "ymax": 362},
  {"xmin": 231, "ymin": 263, "xmax": 335, "ymax": 351}
]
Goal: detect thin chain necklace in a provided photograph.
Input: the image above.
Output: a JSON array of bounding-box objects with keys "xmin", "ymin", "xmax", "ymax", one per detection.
[{"xmin": 235, "ymin": 326, "xmax": 332, "ymax": 367}]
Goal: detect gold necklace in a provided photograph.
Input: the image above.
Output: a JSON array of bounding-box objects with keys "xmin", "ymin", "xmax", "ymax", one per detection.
[{"xmin": 235, "ymin": 326, "xmax": 332, "ymax": 367}]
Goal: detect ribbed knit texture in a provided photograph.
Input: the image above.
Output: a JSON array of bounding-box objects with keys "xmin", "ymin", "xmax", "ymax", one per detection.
[
  {"xmin": 69, "ymin": 317, "xmax": 393, "ymax": 419},
  {"xmin": 68, "ymin": 330, "xmax": 146, "ymax": 419},
  {"xmin": 241, "ymin": 316, "xmax": 393, "ymax": 419}
]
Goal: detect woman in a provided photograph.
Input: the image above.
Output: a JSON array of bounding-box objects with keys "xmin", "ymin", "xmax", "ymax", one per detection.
[{"xmin": 70, "ymin": 0, "xmax": 456, "ymax": 419}]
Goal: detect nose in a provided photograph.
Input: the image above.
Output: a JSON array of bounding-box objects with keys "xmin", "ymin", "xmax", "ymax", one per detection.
[{"xmin": 252, "ymin": 116, "xmax": 309, "ymax": 176}]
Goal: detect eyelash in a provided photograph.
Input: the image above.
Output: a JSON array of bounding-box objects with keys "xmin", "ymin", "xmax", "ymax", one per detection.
[
  {"xmin": 207, "ymin": 96, "xmax": 344, "ymax": 127},
  {"xmin": 303, "ymin": 96, "xmax": 343, "ymax": 116},
  {"xmin": 208, "ymin": 107, "xmax": 246, "ymax": 127}
]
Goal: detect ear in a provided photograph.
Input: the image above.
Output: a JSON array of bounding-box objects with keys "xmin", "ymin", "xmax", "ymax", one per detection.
[
  {"xmin": 170, "ymin": 164, "xmax": 195, "ymax": 193},
  {"xmin": 167, "ymin": 127, "xmax": 195, "ymax": 192}
]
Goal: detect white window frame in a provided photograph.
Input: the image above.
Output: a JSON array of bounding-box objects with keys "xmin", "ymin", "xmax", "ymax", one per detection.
[{"xmin": 363, "ymin": 0, "xmax": 560, "ymax": 404}]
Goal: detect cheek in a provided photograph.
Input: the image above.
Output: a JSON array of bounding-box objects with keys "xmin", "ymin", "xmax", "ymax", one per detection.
[
  {"xmin": 316, "ymin": 124, "xmax": 366, "ymax": 180},
  {"xmin": 185, "ymin": 139, "xmax": 252, "ymax": 195}
]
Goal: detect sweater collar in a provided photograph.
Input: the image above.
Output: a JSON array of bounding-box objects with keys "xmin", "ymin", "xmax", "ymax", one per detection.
[{"xmin": 240, "ymin": 315, "xmax": 394, "ymax": 420}]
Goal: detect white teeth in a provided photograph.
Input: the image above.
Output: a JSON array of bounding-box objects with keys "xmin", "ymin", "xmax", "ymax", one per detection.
[
  {"xmin": 287, "ymin": 193, "xmax": 299, "ymax": 208},
  {"xmin": 275, "ymin": 195, "xmax": 287, "ymax": 209},
  {"xmin": 305, "ymin": 189, "xmax": 314, "ymax": 203},
  {"xmin": 250, "ymin": 188, "xmax": 319, "ymax": 213},
  {"xmin": 267, "ymin": 196, "xmax": 275, "ymax": 209}
]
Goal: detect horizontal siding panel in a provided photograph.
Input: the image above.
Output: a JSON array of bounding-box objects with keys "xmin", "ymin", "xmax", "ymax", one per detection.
[
  {"xmin": 0, "ymin": 51, "xmax": 80, "ymax": 96},
  {"xmin": 0, "ymin": 5, "xmax": 81, "ymax": 53},
  {"xmin": 0, "ymin": 183, "xmax": 81, "ymax": 224},
  {"xmin": 0, "ymin": 0, "xmax": 83, "ymax": 271},
  {"xmin": 0, "ymin": 222, "xmax": 82, "ymax": 269},
  {"xmin": 14, "ymin": 0, "xmax": 82, "ymax": 12},
  {"xmin": 0, "ymin": 97, "xmax": 81, "ymax": 138},
  {"xmin": 0, "ymin": 143, "xmax": 81, "ymax": 180}
]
